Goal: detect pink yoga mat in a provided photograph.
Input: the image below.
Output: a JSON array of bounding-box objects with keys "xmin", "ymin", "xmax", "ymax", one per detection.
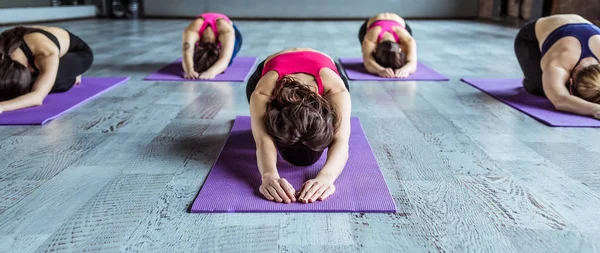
[
  {"xmin": 191, "ymin": 116, "xmax": 397, "ymax": 213},
  {"xmin": 0, "ymin": 77, "xmax": 130, "ymax": 125},
  {"xmin": 144, "ymin": 57, "xmax": 257, "ymax": 82},
  {"xmin": 462, "ymin": 78, "xmax": 600, "ymax": 127},
  {"xmin": 339, "ymin": 57, "xmax": 449, "ymax": 81}
]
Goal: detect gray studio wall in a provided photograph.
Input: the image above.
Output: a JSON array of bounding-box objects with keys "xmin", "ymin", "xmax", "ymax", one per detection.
[
  {"xmin": 143, "ymin": 0, "xmax": 479, "ymax": 19},
  {"xmin": 0, "ymin": 0, "xmax": 50, "ymax": 8}
]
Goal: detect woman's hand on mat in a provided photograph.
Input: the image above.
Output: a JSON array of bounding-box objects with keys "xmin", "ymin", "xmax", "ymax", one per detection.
[
  {"xmin": 259, "ymin": 176, "xmax": 296, "ymax": 204},
  {"xmin": 198, "ymin": 71, "xmax": 217, "ymax": 80},
  {"xmin": 184, "ymin": 70, "xmax": 200, "ymax": 79},
  {"xmin": 377, "ymin": 68, "xmax": 395, "ymax": 78},
  {"xmin": 298, "ymin": 176, "xmax": 336, "ymax": 203},
  {"xmin": 395, "ymin": 69, "xmax": 411, "ymax": 78}
]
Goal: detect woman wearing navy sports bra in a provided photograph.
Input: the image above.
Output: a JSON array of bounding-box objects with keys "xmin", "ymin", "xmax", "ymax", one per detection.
[
  {"xmin": 182, "ymin": 13, "xmax": 243, "ymax": 80},
  {"xmin": 359, "ymin": 13, "xmax": 417, "ymax": 78},
  {"xmin": 247, "ymin": 48, "xmax": 351, "ymax": 204},
  {"xmin": 515, "ymin": 14, "xmax": 600, "ymax": 119},
  {"xmin": 0, "ymin": 26, "xmax": 93, "ymax": 113}
]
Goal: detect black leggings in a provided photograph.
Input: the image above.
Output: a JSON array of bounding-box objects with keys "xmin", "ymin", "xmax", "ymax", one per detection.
[
  {"xmin": 514, "ymin": 19, "xmax": 545, "ymax": 97},
  {"xmin": 246, "ymin": 59, "xmax": 349, "ymax": 102},
  {"xmin": 51, "ymin": 32, "xmax": 94, "ymax": 93},
  {"xmin": 358, "ymin": 19, "xmax": 413, "ymax": 44}
]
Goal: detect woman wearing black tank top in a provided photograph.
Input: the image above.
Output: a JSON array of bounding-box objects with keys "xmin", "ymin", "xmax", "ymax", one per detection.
[
  {"xmin": 514, "ymin": 14, "xmax": 600, "ymax": 119},
  {"xmin": 0, "ymin": 26, "xmax": 93, "ymax": 113}
]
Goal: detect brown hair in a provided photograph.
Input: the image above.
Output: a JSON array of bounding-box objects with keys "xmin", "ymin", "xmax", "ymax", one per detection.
[
  {"xmin": 265, "ymin": 77, "xmax": 337, "ymax": 166},
  {"xmin": 574, "ymin": 64, "xmax": 600, "ymax": 103},
  {"xmin": 373, "ymin": 40, "xmax": 406, "ymax": 69},
  {"xmin": 0, "ymin": 26, "xmax": 32, "ymax": 101},
  {"xmin": 193, "ymin": 41, "xmax": 221, "ymax": 73}
]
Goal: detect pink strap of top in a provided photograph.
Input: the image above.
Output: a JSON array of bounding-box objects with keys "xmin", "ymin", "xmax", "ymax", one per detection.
[
  {"xmin": 261, "ymin": 51, "xmax": 340, "ymax": 95},
  {"xmin": 368, "ymin": 20, "xmax": 404, "ymax": 43},
  {"xmin": 198, "ymin": 13, "xmax": 231, "ymax": 42}
]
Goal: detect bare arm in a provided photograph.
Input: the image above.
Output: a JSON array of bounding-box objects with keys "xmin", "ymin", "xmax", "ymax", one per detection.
[
  {"xmin": 0, "ymin": 53, "xmax": 59, "ymax": 112},
  {"xmin": 249, "ymin": 85, "xmax": 279, "ymax": 180},
  {"xmin": 318, "ymin": 89, "xmax": 351, "ymax": 181},
  {"xmin": 298, "ymin": 70, "xmax": 351, "ymax": 203},
  {"xmin": 181, "ymin": 21, "xmax": 201, "ymax": 78},
  {"xmin": 250, "ymin": 72, "xmax": 297, "ymax": 203},
  {"xmin": 361, "ymin": 40, "xmax": 386, "ymax": 75},
  {"xmin": 543, "ymin": 65, "xmax": 600, "ymax": 117},
  {"xmin": 203, "ymin": 26, "xmax": 235, "ymax": 76},
  {"xmin": 396, "ymin": 33, "xmax": 417, "ymax": 75}
]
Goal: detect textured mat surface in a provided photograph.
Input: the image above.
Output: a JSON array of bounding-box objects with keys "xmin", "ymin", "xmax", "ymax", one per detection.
[
  {"xmin": 339, "ymin": 57, "xmax": 449, "ymax": 81},
  {"xmin": 462, "ymin": 78, "xmax": 600, "ymax": 127},
  {"xmin": 144, "ymin": 57, "xmax": 257, "ymax": 82},
  {"xmin": 191, "ymin": 116, "xmax": 397, "ymax": 213},
  {"xmin": 0, "ymin": 76, "xmax": 130, "ymax": 125}
]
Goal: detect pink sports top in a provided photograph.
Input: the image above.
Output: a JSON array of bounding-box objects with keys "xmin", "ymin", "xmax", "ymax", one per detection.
[
  {"xmin": 197, "ymin": 13, "xmax": 231, "ymax": 43},
  {"xmin": 368, "ymin": 19, "xmax": 405, "ymax": 43},
  {"xmin": 261, "ymin": 51, "xmax": 340, "ymax": 95}
]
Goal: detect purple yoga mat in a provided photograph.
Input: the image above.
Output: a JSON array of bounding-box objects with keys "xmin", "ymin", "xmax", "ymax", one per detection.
[
  {"xmin": 191, "ymin": 116, "xmax": 397, "ymax": 213},
  {"xmin": 462, "ymin": 78, "xmax": 600, "ymax": 127},
  {"xmin": 0, "ymin": 77, "xmax": 130, "ymax": 125},
  {"xmin": 144, "ymin": 57, "xmax": 258, "ymax": 82},
  {"xmin": 339, "ymin": 57, "xmax": 449, "ymax": 81}
]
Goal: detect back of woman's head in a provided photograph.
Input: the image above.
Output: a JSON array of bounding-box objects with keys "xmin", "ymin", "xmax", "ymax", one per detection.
[
  {"xmin": 0, "ymin": 26, "xmax": 32, "ymax": 101},
  {"xmin": 373, "ymin": 40, "xmax": 406, "ymax": 69},
  {"xmin": 574, "ymin": 64, "xmax": 600, "ymax": 103},
  {"xmin": 193, "ymin": 41, "xmax": 221, "ymax": 73},
  {"xmin": 265, "ymin": 77, "xmax": 337, "ymax": 165}
]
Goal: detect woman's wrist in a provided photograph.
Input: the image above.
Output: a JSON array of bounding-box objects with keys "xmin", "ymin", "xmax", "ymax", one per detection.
[
  {"xmin": 261, "ymin": 172, "xmax": 280, "ymax": 181},
  {"xmin": 315, "ymin": 172, "xmax": 336, "ymax": 183}
]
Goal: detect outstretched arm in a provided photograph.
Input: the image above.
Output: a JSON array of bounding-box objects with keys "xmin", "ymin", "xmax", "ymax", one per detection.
[
  {"xmin": 250, "ymin": 73, "xmax": 297, "ymax": 203},
  {"xmin": 182, "ymin": 20, "xmax": 201, "ymax": 79},
  {"xmin": 543, "ymin": 65, "xmax": 600, "ymax": 118},
  {"xmin": 298, "ymin": 71, "xmax": 351, "ymax": 203},
  {"xmin": 395, "ymin": 32, "xmax": 417, "ymax": 78},
  {"xmin": 199, "ymin": 25, "xmax": 235, "ymax": 79},
  {"xmin": 0, "ymin": 52, "xmax": 59, "ymax": 113}
]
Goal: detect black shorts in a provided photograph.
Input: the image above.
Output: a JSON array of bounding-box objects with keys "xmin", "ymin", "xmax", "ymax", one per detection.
[{"xmin": 514, "ymin": 19, "xmax": 545, "ymax": 96}]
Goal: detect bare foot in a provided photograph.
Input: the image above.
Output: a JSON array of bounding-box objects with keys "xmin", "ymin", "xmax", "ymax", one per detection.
[{"xmin": 74, "ymin": 75, "xmax": 82, "ymax": 85}]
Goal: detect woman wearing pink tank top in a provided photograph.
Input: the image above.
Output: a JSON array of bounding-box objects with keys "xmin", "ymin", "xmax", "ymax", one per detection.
[
  {"xmin": 181, "ymin": 13, "xmax": 243, "ymax": 79},
  {"xmin": 359, "ymin": 13, "xmax": 417, "ymax": 78},
  {"xmin": 247, "ymin": 48, "xmax": 351, "ymax": 204}
]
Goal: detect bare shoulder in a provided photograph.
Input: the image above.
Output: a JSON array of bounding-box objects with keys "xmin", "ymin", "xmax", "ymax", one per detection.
[
  {"xmin": 215, "ymin": 19, "xmax": 234, "ymax": 32},
  {"xmin": 320, "ymin": 68, "xmax": 347, "ymax": 93},
  {"xmin": 186, "ymin": 18, "xmax": 204, "ymax": 31},
  {"xmin": 253, "ymin": 71, "xmax": 279, "ymax": 96},
  {"xmin": 23, "ymin": 28, "xmax": 62, "ymax": 54}
]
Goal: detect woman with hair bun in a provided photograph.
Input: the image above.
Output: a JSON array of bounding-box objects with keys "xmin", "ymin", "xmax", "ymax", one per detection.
[
  {"xmin": 247, "ymin": 48, "xmax": 351, "ymax": 204},
  {"xmin": 359, "ymin": 12, "xmax": 417, "ymax": 78},
  {"xmin": 181, "ymin": 12, "xmax": 243, "ymax": 80},
  {"xmin": 0, "ymin": 26, "xmax": 93, "ymax": 113}
]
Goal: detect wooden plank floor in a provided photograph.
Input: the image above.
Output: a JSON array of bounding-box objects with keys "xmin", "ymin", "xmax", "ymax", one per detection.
[{"xmin": 1, "ymin": 19, "xmax": 600, "ymax": 253}]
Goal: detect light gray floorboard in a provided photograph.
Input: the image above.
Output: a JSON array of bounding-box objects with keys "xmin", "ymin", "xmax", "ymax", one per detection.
[{"xmin": 0, "ymin": 19, "xmax": 599, "ymax": 252}]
